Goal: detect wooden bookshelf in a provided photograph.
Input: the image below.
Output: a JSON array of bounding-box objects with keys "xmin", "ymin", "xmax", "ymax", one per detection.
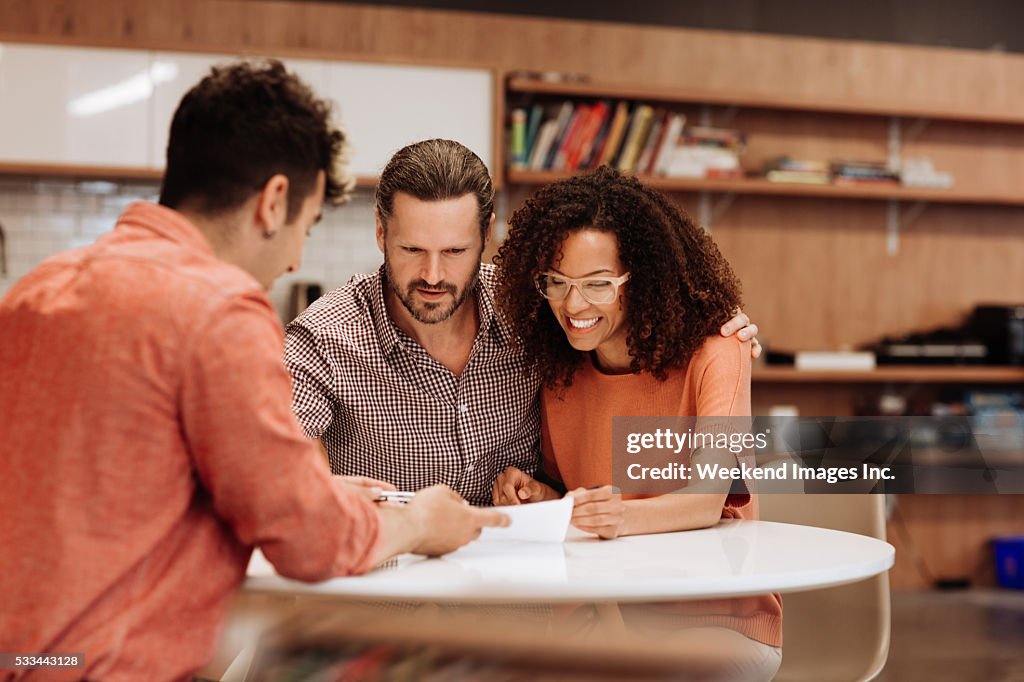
[
  {"xmin": 752, "ymin": 366, "xmax": 1024, "ymax": 384},
  {"xmin": 507, "ymin": 76, "xmax": 1024, "ymax": 127},
  {"xmin": 506, "ymin": 169, "xmax": 1024, "ymax": 207}
]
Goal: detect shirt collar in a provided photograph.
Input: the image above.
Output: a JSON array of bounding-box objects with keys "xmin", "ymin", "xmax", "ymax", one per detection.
[
  {"xmin": 367, "ymin": 267, "xmax": 404, "ymax": 357},
  {"xmin": 115, "ymin": 202, "xmax": 217, "ymax": 257}
]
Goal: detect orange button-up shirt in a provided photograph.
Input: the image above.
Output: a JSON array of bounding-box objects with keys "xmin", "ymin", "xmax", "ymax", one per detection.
[{"xmin": 0, "ymin": 203, "xmax": 381, "ymax": 681}]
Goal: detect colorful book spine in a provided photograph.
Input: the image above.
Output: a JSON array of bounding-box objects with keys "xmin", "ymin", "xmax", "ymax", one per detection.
[
  {"xmin": 568, "ymin": 101, "xmax": 609, "ymax": 171},
  {"xmin": 597, "ymin": 101, "xmax": 631, "ymax": 168},
  {"xmin": 652, "ymin": 113, "xmax": 686, "ymax": 176},
  {"xmin": 635, "ymin": 108, "xmax": 667, "ymax": 175},
  {"xmin": 617, "ymin": 104, "xmax": 654, "ymax": 172},
  {"xmin": 542, "ymin": 101, "xmax": 576, "ymax": 170},
  {"xmin": 523, "ymin": 104, "xmax": 544, "ymax": 164},
  {"xmin": 509, "ymin": 108, "xmax": 527, "ymax": 168},
  {"xmin": 552, "ymin": 104, "xmax": 590, "ymax": 171},
  {"xmin": 528, "ymin": 119, "xmax": 559, "ymax": 170}
]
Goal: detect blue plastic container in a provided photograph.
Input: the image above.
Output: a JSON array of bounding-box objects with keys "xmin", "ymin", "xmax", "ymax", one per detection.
[{"xmin": 994, "ymin": 537, "xmax": 1024, "ymax": 589}]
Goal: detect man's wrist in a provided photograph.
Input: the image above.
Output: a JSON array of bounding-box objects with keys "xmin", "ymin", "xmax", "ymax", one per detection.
[{"xmin": 373, "ymin": 506, "xmax": 424, "ymax": 562}]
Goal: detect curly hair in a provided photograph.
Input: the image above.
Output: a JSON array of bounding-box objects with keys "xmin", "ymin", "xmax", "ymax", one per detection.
[
  {"xmin": 160, "ymin": 59, "xmax": 354, "ymax": 221},
  {"xmin": 494, "ymin": 166, "xmax": 742, "ymax": 390}
]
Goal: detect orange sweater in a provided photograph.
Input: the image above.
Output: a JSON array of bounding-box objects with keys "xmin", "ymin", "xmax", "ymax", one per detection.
[
  {"xmin": 0, "ymin": 203, "xmax": 381, "ymax": 681},
  {"xmin": 541, "ymin": 335, "xmax": 783, "ymax": 647}
]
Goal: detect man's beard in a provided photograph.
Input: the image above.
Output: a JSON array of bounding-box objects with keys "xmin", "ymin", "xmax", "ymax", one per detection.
[{"xmin": 384, "ymin": 257, "xmax": 479, "ymax": 324}]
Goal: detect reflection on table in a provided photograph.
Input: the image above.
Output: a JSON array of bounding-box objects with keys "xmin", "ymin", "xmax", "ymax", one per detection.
[{"xmin": 245, "ymin": 520, "xmax": 895, "ymax": 602}]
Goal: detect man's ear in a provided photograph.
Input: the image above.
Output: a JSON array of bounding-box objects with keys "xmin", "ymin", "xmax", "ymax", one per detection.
[
  {"xmin": 375, "ymin": 212, "xmax": 386, "ymax": 253},
  {"xmin": 482, "ymin": 212, "xmax": 495, "ymax": 248},
  {"xmin": 256, "ymin": 174, "xmax": 290, "ymax": 237}
]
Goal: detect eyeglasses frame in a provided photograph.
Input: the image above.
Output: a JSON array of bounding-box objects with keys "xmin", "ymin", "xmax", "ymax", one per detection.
[{"xmin": 535, "ymin": 271, "xmax": 631, "ymax": 305}]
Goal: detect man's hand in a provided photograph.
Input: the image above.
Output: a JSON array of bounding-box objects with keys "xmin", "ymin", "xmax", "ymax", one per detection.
[
  {"xmin": 405, "ymin": 485, "xmax": 510, "ymax": 557},
  {"xmin": 720, "ymin": 308, "xmax": 761, "ymax": 359},
  {"xmin": 569, "ymin": 485, "xmax": 626, "ymax": 540},
  {"xmin": 492, "ymin": 466, "xmax": 560, "ymax": 505}
]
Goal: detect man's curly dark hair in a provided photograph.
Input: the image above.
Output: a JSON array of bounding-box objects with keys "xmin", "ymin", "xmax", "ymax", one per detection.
[
  {"xmin": 160, "ymin": 59, "xmax": 354, "ymax": 221},
  {"xmin": 494, "ymin": 166, "xmax": 742, "ymax": 390}
]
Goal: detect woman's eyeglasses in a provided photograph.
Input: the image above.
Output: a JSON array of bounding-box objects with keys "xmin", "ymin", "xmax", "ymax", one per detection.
[{"xmin": 535, "ymin": 272, "xmax": 630, "ymax": 305}]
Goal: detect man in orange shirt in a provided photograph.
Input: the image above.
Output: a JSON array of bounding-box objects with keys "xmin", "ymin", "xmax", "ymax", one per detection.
[{"xmin": 0, "ymin": 60, "xmax": 506, "ymax": 682}]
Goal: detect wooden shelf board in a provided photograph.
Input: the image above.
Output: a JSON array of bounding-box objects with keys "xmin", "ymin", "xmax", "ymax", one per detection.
[
  {"xmin": 505, "ymin": 169, "xmax": 1024, "ymax": 207},
  {"xmin": 0, "ymin": 162, "xmax": 163, "ymax": 182},
  {"xmin": 752, "ymin": 366, "xmax": 1024, "ymax": 384},
  {"xmin": 0, "ymin": 163, "xmax": 380, "ymax": 189},
  {"xmin": 507, "ymin": 77, "xmax": 1024, "ymax": 127}
]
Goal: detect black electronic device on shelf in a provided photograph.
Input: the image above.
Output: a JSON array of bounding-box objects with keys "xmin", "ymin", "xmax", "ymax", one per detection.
[
  {"xmin": 971, "ymin": 304, "xmax": 1024, "ymax": 366},
  {"xmin": 865, "ymin": 326, "xmax": 988, "ymax": 366}
]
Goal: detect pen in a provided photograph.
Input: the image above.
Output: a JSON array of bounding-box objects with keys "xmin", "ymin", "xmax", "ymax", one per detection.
[{"xmin": 375, "ymin": 490, "xmax": 416, "ymax": 504}]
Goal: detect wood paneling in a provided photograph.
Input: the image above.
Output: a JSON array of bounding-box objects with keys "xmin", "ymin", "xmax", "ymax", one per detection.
[
  {"xmin": 705, "ymin": 198, "xmax": 1024, "ymax": 350},
  {"xmin": 887, "ymin": 495, "xmax": 1024, "ymax": 589},
  {"xmin": 5, "ymin": 1, "xmax": 1024, "ymax": 119}
]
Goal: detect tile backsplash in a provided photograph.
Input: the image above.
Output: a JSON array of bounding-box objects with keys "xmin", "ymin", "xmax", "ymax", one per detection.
[{"xmin": 0, "ymin": 178, "xmax": 384, "ymax": 324}]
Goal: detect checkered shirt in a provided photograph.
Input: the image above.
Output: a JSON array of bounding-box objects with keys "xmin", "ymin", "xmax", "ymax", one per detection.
[{"xmin": 284, "ymin": 264, "xmax": 541, "ymax": 506}]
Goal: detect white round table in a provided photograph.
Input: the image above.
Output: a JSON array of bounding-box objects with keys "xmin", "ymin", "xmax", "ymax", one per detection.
[{"xmin": 245, "ymin": 520, "xmax": 895, "ymax": 603}]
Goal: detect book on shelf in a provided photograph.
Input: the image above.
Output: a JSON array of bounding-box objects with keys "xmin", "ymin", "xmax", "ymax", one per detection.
[
  {"xmin": 528, "ymin": 119, "xmax": 559, "ymax": 170},
  {"xmin": 657, "ymin": 125, "xmax": 746, "ymax": 178},
  {"xmin": 705, "ymin": 167, "xmax": 744, "ymax": 179},
  {"xmin": 567, "ymin": 101, "xmax": 610, "ymax": 171},
  {"xmin": 899, "ymin": 156, "xmax": 954, "ymax": 189},
  {"xmin": 794, "ymin": 351, "xmax": 877, "ymax": 371},
  {"xmin": 682, "ymin": 126, "xmax": 747, "ymax": 151},
  {"xmin": 523, "ymin": 104, "xmax": 545, "ymax": 165},
  {"xmin": 552, "ymin": 104, "xmax": 590, "ymax": 170},
  {"xmin": 764, "ymin": 156, "xmax": 829, "ymax": 173},
  {"xmin": 579, "ymin": 103, "xmax": 615, "ymax": 170},
  {"xmin": 832, "ymin": 175, "xmax": 901, "ymax": 186},
  {"xmin": 542, "ymin": 101, "xmax": 576, "ymax": 170},
  {"xmin": 617, "ymin": 104, "xmax": 655, "ymax": 172},
  {"xmin": 634, "ymin": 108, "xmax": 667, "ymax": 175},
  {"xmin": 765, "ymin": 169, "xmax": 831, "ymax": 184},
  {"xmin": 597, "ymin": 101, "xmax": 632, "ymax": 168},
  {"xmin": 830, "ymin": 160, "xmax": 900, "ymax": 184},
  {"xmin": 508, "ymin": 108, "xmax": 527, "ymax": 168},
  {"xmin": 652, "ymin": 113, "xmax": 686, "ymax": 176},
  {"xmin": 762, "ymin": 156, "xmax": 830, "ymax": 183}
]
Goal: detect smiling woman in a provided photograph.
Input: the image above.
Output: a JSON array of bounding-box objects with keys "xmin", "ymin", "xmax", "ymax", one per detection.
[
  {"xmin": 491, "ymin": 167, "xmax": 781, "ymax": 677},
  {"xmin": 495, "ymin": 165, "xmax": 742, "ymax": 389}
]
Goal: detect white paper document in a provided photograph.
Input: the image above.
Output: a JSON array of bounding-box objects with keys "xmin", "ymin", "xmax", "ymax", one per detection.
[{"xmin": 477, "ymin": 495, "xmax": 574, "ymax": 543}]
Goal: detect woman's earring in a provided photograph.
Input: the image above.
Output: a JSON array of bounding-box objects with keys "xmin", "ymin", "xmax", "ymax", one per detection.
[{"xmin": 262, "ymin": 229, "xmax": 276, "ymax": 240}]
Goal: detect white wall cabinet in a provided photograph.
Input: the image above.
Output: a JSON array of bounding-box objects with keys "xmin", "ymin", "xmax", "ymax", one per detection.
[
  {"xmin": 149, "ymin": 53, "xmax": 327, "ymax": 168},
  {"xmin": 0, "ymin": 42, "xmax": 494, "ymax": 177},
  {"xmin": 322, "ymin": 62, "xmax": 493, "ymax": 176},
  {"xmin": 0, "ymin": 43, "xmax": 150, "ymax": 167}
]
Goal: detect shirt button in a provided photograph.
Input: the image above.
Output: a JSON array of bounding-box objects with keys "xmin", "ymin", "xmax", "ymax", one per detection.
[
  {"xmin": 466, "ymin": 464, "xmax": 475, "ymax": 472},
  {"xmin": 459, "ymin": 404, "xmax": 469, "ymax": 414}
]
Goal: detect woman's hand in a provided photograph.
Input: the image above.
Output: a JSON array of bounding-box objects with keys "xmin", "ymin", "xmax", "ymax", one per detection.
[
  {"xmin": 569, "ymin": 485, "xmax": 626, "ymax": 539},
  {"xmin": 492, "ymin": 466, "xmax": 559, "ymax": 505}
]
